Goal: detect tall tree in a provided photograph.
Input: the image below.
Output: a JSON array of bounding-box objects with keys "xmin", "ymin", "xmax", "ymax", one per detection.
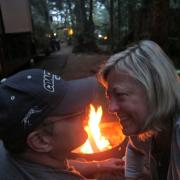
[
  {"xmin": 151, "ymin": 0, "xmax": 169, "ymax": 47},
  {"xmin": 109, "ymin": 0, "xmax": 114, "ymax": 51},
  {"xmin": 73, "ymin": 0, "xmax": 97, "ymax": 52},
  {"xmin": 117, "ymin": 0, "xmax": 121, "ymax": 43},
  {"xmin": 133, "ymin": 0, "xmax": 152, "ymax": 41}
]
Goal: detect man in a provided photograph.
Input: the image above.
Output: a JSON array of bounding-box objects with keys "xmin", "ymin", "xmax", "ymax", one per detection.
[{"xmin": 0, "ymin": 68, "xmax": 99, "ymax": 180}]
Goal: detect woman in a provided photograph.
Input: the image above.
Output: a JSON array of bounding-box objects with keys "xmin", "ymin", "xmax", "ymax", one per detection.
[{"xmin": 100, "ymin": 40, "xmax": 180, "ymax": 180}]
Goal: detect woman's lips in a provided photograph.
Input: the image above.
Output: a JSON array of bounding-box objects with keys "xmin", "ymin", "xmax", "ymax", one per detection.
[
  {"xmin": 117, "ymin": 114, "xmax": 130, "ymax": 128},
  {"xmin": 117, "ymin": 113, "xmax": 129, "ymax": 121}
]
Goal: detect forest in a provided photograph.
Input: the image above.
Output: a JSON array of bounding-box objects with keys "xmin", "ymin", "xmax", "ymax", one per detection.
[
  {"xmin": 46, "ymin": 0, "xmax": 180, "ymax": 66},
  {"xmin": 1, "ymin": 0, "xmax": 180, "ymax": 76}
]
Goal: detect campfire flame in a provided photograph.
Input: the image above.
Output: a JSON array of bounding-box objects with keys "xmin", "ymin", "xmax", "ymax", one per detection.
[
  {"xmin": 80, "ymin": 104, "xmax": 112, "ymax": 154},
  {"xmin": 72, "ymin": 104, "xmax": 125, "ymax": 154}
]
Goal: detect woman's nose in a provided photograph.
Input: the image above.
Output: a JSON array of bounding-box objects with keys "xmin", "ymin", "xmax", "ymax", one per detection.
[{"xmin": 108, "ymin": 99, "xmax": 119, "ymax": 113}]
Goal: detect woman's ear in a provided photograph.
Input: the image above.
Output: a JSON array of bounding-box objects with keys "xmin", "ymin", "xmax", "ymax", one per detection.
[{"xmin": 27, "ymin": 130, "xmax": 52, "ymax": 152}]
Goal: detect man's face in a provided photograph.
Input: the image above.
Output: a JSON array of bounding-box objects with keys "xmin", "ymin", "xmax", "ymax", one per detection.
[{"xmin": 47, "ymin": 110, "xmax": 88, "ymax": 157}]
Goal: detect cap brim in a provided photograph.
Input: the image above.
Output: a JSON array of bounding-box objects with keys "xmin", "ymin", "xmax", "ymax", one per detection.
[{"xmin": 52, "ymin": 76, "xmax": 99, "ymax": 115}]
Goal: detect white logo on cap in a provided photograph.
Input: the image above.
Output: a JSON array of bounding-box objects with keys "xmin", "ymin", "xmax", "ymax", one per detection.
[
  {"xmin": 43, "ymin": 70, "xmax": 61, "ymax": 92},
  {"xmin": 22, "ymin": 107, "xmax": 43, "ymax": 128},
  {"xmin": 1, "ymin": 78, "xmax": 7, "ymax": 83},
  {"xmin": 55, "ymin": 75, "xmax": 61, "ymax": 80}
]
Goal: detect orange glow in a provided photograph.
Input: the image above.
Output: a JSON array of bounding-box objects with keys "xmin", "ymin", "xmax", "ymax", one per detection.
[
  {"xmin": 72, "ymin": 104, "xmax": 125, "ymax": 154},
  {"xmin": 68, "ymin": 28, "xmax": 74, "ymax": 36},
  {"xmin": 79, "ymin": 104, "xmax": 112, "ymax": 154},
  {"xmin": 103, "ymin": 36, "xmax": 108, "ymax": 40}
]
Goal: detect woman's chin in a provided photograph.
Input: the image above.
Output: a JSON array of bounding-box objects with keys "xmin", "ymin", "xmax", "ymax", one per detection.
[
  {"xmin": 122, "ymin": 128, "xmax": 138, "ymax": 136},
  {"xmin": 122, "ymin": 128, "xmax": 129, "ymax": 136}
]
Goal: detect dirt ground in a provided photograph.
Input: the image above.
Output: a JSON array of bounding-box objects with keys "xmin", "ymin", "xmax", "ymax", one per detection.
[
  {"xmin": 33, "ymin": 43, "xmax": 110, "ymax": 80},
  {"xmin": 61, "ymin": 52, "xmax": 109, "ymax": 80},
  {"xmin": 63, "ymin": 45, "xmax": 109, "ymax": 80}
]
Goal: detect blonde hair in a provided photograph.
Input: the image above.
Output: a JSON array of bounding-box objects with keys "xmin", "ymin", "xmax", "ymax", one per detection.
[{"xmin": 100, "ymin": 40, "xmax": 180, "ymax": 139}]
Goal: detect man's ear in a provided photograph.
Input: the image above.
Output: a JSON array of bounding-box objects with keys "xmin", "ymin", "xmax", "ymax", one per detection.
[{"xmin": 27, "ymin": 130, "xmax": 52, "ymax": 152}]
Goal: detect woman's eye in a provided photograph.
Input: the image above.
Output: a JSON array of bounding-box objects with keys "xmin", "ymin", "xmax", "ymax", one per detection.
[{"xmin": 115, "ymin": 93, "xmax": 127, "ymax": 98}]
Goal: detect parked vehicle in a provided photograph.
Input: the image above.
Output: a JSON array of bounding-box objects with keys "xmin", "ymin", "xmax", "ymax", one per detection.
[{"xmin": 0, "ymin": 0, "xmax": 51, "ymax": 77}]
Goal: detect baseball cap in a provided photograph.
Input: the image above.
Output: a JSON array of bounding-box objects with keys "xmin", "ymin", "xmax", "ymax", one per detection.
[{"xmin": 0, "ymin": 68, "xmax": 99, "ymax": 141}]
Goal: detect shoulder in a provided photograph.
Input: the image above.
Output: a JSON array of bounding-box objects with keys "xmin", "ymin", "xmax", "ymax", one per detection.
[{"xmin": 0, "ymin": 141, "xmax": 24, "ymax": 180}]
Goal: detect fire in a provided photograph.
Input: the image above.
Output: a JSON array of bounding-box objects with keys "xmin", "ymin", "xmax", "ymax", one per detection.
[
  {"xmin": 80, "ymin": 104, "xmax": 112, "ymax": 154},
  {"xmin": 72, "ymin": 104, "xmax": 125, "ymax": 154}
]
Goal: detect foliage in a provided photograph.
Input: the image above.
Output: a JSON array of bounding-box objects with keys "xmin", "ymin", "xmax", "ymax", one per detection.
[{"xmin": 47, "ymin": 0, "xmax": 180, "ymax": 66}]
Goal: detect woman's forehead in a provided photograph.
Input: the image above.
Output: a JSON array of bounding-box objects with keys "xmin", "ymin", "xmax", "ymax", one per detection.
[
  {"xmin": 106, "ymin": 70, "xmax": 144, "ymax": 92},
  {"xmin": 107, "ymin": 70, "xmax": 137, "ymax": 85}
]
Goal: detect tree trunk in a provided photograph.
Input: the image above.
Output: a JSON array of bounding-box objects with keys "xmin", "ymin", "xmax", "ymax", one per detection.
[
  {"xmin": 73, "ymin": 0, "xmax": 97, "ymax": 53},
  {"xmin": 133, "ymin": 0, "xmax": 152, "ymax": 41},
  {"xmin": 117, "ymin": 0, "xmax": 121, "ymax": 43},
  {"xmin": 88, "ymin": 0, "xmax": 95, "ymax": 41},
  {"xmin": 150, "ymin": 0, "xmax": 169, "ymax": 47},
  {"xmin": 110, "ymin": 0, "xmax": 114, "ymax": 51},
  {"xmin": 126, "ymin": 0, "xmax": 137, "ymax": 43}
]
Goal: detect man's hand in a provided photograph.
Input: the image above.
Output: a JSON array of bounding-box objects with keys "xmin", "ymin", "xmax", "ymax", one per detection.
[
  {"xmin": 95, "ymin": 158, "xmax": 124, "ymax": 172},
  {"xmin": 68, "ymin": 157, "xmax": 125, "ymax": 176},
  {"xmin": 92, "ymin": 158, "xmax": 125, "ymax": 176}
]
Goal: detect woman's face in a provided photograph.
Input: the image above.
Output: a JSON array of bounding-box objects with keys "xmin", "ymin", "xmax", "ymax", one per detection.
[{"xmin": 106, "ymin": 69, "xmax": 149, "ymax": 136}]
